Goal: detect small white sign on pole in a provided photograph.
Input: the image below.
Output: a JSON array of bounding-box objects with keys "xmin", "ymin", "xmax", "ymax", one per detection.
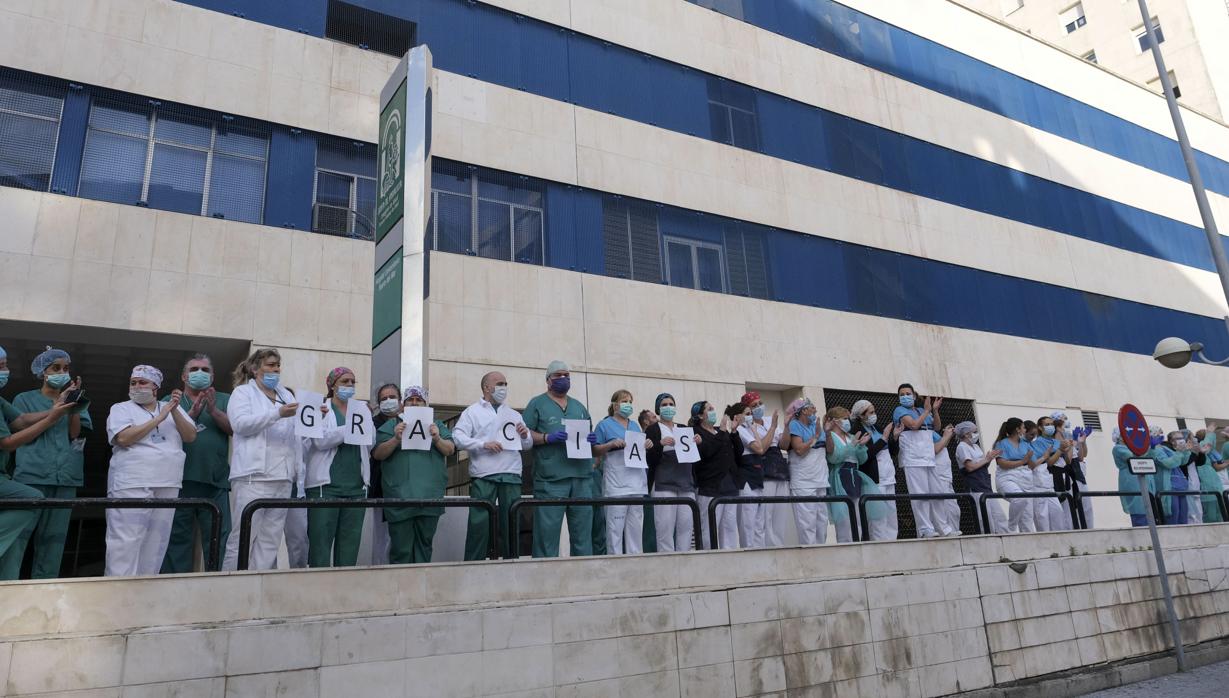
[
  {"xmin": 624, "ymin": 431, "xmax": 648, "ymax": 469},
  {"xmin": 674, "ymin": 427, "xmax": 700, "ymax": 464},
  {"xmin": 401, "ymin": 406, "xmax": 434, "ymax": 450},
  {"xmin": 294, "ymin": 391, "xmax": 325, "ymax": 438},
  {"xmin": 1129, "ymin": 458, "xmax": 1157, "ymax": 475},
  {"xmin": 344, "ymin": 398, "xmax": 375, "ymax": 445},
  {"xmin": 564, "ymin": 419, "xmax": 592, "ymax": 459}
]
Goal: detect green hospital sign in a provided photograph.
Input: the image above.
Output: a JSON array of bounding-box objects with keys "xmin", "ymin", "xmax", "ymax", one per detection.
[{"xmin": 375, "ymin": 79, "xmax": 407, "ymax": 243}]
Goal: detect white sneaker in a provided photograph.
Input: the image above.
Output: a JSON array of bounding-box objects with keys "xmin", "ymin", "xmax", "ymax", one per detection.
[{"xmin": 943, "ymin": 529, "xmax": 962, "ymax": 537}]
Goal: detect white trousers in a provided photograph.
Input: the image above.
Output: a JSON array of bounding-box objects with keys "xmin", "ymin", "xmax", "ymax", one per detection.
[
  {"xmin": 223, "ymin": 479, "xmax": 292, "ymax": 571},
  {"xmin": 1187, "ymin": 471, "xmax": 1204, "ymax": 524},
  {"xmin": 932, "ymin": 465, "xmax": 962, "ymax": 535},
  {"xmin": 738, "ymin": 484, "xmax": 766, "ymax": 549},
  {"xmin": 697, "ymin": 494, "xmax": 739, "ymax": 550},
  {"xmin": 761, "ymin": 479, "xmax": 790, "ymax": 547},
  {"xmin": 652, "ymin": 487, "xmax": 695, "ymax": 552},
  {"xmin": 868, "ymin": 493, "xmax": 898, "ymax": 541},
  {"xmin": 997, "ymin": 473, "xmax": 1035, "ymax": 533},
  {"xmin": 105, "ymin": 486, "xmax": 178, "ymax": 577},
  {"xmin": 971, "ymin": 491, "xmax": 1009, "ymax": 534},
  {"xmin": 903, "ymin": 467, "xmax": 949, "ymax": 537},
  {"xmin": 1048, "ymin": 496, "xmax": 1072, "ymax": 531},
  {"xmin": 285, "ymin": 504, "xmax": 308, "ymax": 568},
  {"xmin": 605, "ymin": 499, "xmax": 645, "ymax": 555},
  {"xmin": 791, "ymin": 486, "xmax": 830, "ymax": 545}
]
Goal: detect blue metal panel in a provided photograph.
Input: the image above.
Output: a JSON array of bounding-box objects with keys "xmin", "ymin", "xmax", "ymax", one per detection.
[
  {"xmin": 49, "ymin": 86, "xmax": 90, "ymax": 196},
  {"xmin": 264, "ymin": 128, "xmax": 316, "ymax": 230}
]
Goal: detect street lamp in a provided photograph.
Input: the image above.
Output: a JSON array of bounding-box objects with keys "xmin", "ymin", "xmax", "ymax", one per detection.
[{"xmin": 1150, "ymin": 337, "xmax": 1229, "ymax": 368}]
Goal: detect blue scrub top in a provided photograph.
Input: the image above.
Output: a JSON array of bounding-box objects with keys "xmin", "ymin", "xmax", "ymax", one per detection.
[
  {"xmin": 995, "ymin": 438, "xmax": 1031, "ymax": 461},
  {"xmin": 788, "ymin": 419, "xmax": 823, "ymax": 444},
  {"xmin": 892, "ymin": 406, "xmax": 933, "ymax": 429}
]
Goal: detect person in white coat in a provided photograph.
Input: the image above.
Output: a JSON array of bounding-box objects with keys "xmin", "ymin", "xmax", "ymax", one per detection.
[
  {"xmin": 954, "ymin": 422, "xmax": 1007, "ymax": 534},
  {"xmin": 104, "ymin": 365, "xmax": 196, "ymax": 576},
  {"xmin": 452, "ymin": 371, "xmax": 533, "ymax": 560},
  {"xmin": 787, "ymin": 398, "xmax": 831, "ymax": 545},
  {"xmin": 222, "ymin": 348, "xmax": 303, "ymax": 571},
  {"xmin": 892, "ymin": 384, "xmax": 950, "ymax": 538}
]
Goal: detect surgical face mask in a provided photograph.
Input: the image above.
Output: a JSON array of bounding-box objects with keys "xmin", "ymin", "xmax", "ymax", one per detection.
[
  {"xmin": 0, "ymin": 369, "xmax": 8, "ymax": 389},
  {"xmin": 129, "ymin": 388, "xmax": 155, "ymax": 405},
  {"xmin": 46, "ymin": 373, "xmax": 71, "ymax": 389},
  {"xmin": 1042, "ymin": 425, "xmax": 1055, "ymax": 437},
  {"xmin": 706, "ymin": 410, "xmax": 718, "ymax": 426},
  {"xmin": 549, "ymin": 376, "xmax": 571, "ymax": 394},
  {"xmin": 752, "ymin": 406, "xmax": 764, "ymax": 420},
  {"xmin": 839, "ymin": 418, "xmax": 851, "ymax": 432},
  {"xmin": 971, "ymin": 432, "xmax": 980, "ymax": 442},
  {"xmin": 379, "ymin": 398, "xmax": 400, "ymax": 415},
  {"xmin": 260, "ymin": 372, "xmax": 280, "ymax": 390},
  {"xmin": 187, "ymin": 369, "xmax": 212, "ymax": 390},
  {"xmin": 899, "ymin": 394, "xmax": 914, "ymax": 409},
  {"xmin": 491, "ymin": 386, "xmax": 508, "ymax": 405},
  {"xmin": 336, "ymin": 386, "xmax": 356, "ymax": 401},
  {"xmin": 863, "ymin": 413, "xmax": 877, "ymax": 427},
  {"xmin": 659, "ymin": 406, "xmax": 677, "ymax": 421},
  {"xmin": 1174, "ymin": 438, "xmax": 1187, "ymax": 448},
  {"xmin": 618, "ymin": 402, "xmax": 634, "ymax": 418}
]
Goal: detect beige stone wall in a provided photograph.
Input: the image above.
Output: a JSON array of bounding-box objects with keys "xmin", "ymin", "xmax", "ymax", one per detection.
[{"xmin": 1, "ymin": 525, "xmax": 1225, "ymax": 696}]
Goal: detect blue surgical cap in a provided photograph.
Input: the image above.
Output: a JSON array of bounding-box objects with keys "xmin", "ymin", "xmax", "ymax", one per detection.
[{"xmin": 31, "ymin": 346, "xmax": 70, "ymax": 377}]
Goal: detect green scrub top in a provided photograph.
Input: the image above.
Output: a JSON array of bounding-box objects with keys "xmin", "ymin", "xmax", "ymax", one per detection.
[
  {"xmin": 0, "ymin": 397, "xmax": 20, "ymax": 476},
  {"xmin": 12, "ymin": 390, "xmax": 92, "ymax": 487},
  {"xmin": 377, "ymin": 418, "xmax": 451, "ymax": 521},
  {"xmin": 522, "ymin": 393, "xmax": 593, "ymax": 481},
  {"xmin": 327, "ymin": 407, "xmax": 366, "ymax": 496},
  {"xmin": 176, "ymin": 392, "xmax": 231, "ymax": 490}
]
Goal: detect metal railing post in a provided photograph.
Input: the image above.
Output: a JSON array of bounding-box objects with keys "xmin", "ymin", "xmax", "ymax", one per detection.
[
  {"xmin": 708, "ymin": 495, "xmax": 856, "ymax": 548},
  {"xmin": 507, "ymin": 496, "xmax": 701, "ymax": 559},
  {"xmin": 857, "ymin": 493, "xmax": 981, "ymax": 539}
]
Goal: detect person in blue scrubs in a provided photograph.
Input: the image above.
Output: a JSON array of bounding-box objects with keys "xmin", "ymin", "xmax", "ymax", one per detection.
[
  {"xmin": 1151, "ymin": 430, "xmax": 1194, "ymax": 525},
  {"xmin": 1110, "ymin": 428, "xmax": 1166, "ymax": 527}
]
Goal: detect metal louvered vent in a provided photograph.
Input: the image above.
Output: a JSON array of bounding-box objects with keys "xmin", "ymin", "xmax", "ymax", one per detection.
[{"xmin": 1080, "ymin": 410, "xmax": 1102, "ymax": 431}]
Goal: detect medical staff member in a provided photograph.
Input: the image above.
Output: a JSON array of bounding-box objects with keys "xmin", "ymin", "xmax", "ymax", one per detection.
[
  {"xmin": 367, "ymin": 383, "xmax": 401, "ymax": 565},
  {"xmin": 850, "ymin": 400, "xmax": 897, "ymax": 540},
  {"xmin": 1021, "ymin": 421, "xmax": 1057, "ymax": 531},
  {"xmin": 645, "ymin": 393, "xmax": 695, "ymax": 552},
  {"xmin": 1152, "ymin": 431, "xmax": 1193, "ymax": 525},
  {"xmin": 825, "ymin": 406, "xmax": 878, "ymax": 543},
  {"xmin": 1195, "ymin": 430, "xmax": 1226, "ymax": 523},
  {"xmin": 788, "ymin": 398, "xmax": 829, "ymax": 545},
  {"xmin": 593, "ymin": 390, "xmax": 651, "ymax": 555},
  {"xmin": 954, "ymin": 422, "xmax": 1006, "ymax": 534},
  {"xmin": 747, "ymin": 393, "xmax": 791, "ymax": 547},
  {"xmin": 223, "ymin": 348, "xmax": 302, "ymax": 570},
  {"xmin": 1179, "ymin": 430, "xmax": 1209, "ymax": 524},
  {"xmin": 1033, "ymin": 416, "xmax": 1071, "ymax": 531},
  {"xmin": 0, "ymin": 345, "xmax": 78, "ymax": 580},
  {"xmin": 372, "ymin": 386, "xmax": 455, "ymax": 564},
  {"xmin": 994, "ymin": 418, "xmax": 1038, "ymax": 533},
  {"xmin": 303, "ymin": 367, "xmax": 369, "ymax": 567},
  {"xmin": 104, "ymin": 365, "xmax": 196, "ymax": 576},
  {"xmin": 693, "ymin": 402, "xmax": 740, "ymax": 549},
  {"xmin": 452, "ymin": 371, "xmax": 533, "ymax": 560},
  {"xmin": 1052, "ymin": 412, "xmax": 1093, "ymax": 528},
  {"xmin": 1111, "ymin": 428, "xmax": 1166, "ymax": 526},
  {"xmin": 931, "ymin": 425, "xmax": 962, "ymax": 536},
  {"xmin": 13, "ymin": 346, "xmax": 90, "ymax": 578},
  {"xmin": 161, "ymin": 354, "xmax": 232, "ymax": 573},
  {"xmin": 735, "ymin": 392, "xmax": 780, "ymax": 549},
  {"xmin": 524, "ymin": 360, "xmax": 598, "ymax": 558},
  {"xmin": 892, "ymin": 384, "xmax": 949, "ymax": 538}
]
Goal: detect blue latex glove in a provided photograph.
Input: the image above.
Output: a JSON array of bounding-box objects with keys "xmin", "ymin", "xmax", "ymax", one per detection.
[
  {"xmin": 1149, "ymin": 435, "xmax": 1164, "ymax": 447},
  {"xmin": 586, "ymin": 432, "xmax": 597, "ymax": 444},
  {"xmin": 546, "ymin": 430, "xmax": 568, "ymax": 444}
]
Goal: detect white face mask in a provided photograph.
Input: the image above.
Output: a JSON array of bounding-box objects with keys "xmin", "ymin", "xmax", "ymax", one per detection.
[
  {"xmin": 129, "ymin": 388, "xmax": 156, "ymax": 406},
  {"xmin": 491, "ymin": 386, "xmax": 508, "ymax": 405},
  {"xmin": 863, "ymin": 413, "xmax": 877, "ymax": 427},
  {"xmin": 379, "ymin": 398, "xmax": 400, "ymax": 415}
]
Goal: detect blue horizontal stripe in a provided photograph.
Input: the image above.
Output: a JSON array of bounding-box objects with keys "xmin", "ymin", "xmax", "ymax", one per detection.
[{"xmin": 178, "ymin": 0, "xmax": 1228, "ymax": 275}]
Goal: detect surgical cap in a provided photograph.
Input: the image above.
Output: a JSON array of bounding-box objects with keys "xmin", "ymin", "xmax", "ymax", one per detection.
[
  {"xmin": 850, "ymin": 399, "xmax": 873, "ymax": 418},
  {"xmin": 326, "ymin": 366, "xmax": 354, "ymax": 388},
  {"xmin": 691, "ymin": 401, "xmax": 707, "ymax": 418},
  {"xmin": 31, "ymin": 346, "xmax": 69, "ymax": 377},
  {"xmin": 545, "ymin": 360, "xmax": 569, "ymax": 377},
  {"xmin": 404, "ymin": 385, "xmax": 428, "ymax": 402},
  {"xmin": 740, "ymin": 391, "xmax": 760, "ymax": 407},
  {"xmin": 788, "ymin": 397, "xmax": 813, "ymax": 414},
  {"xmin": 954, "ymin": 421, "xmax": 978, "ymax": 437},
  {"xmin": 1050, "ymin": 411, "xmax": 1068, "ymax": 423},
  {"xmin": 654, "ymin": 393, "xmax": 673, "ymax": 413},
  {"xmin": 1111, "ymin": 428, "xmax": 1122, "ymax": 444},
  {"xmin": 131, "ymin": 365, "xmax": 163, "ymax": 387}
]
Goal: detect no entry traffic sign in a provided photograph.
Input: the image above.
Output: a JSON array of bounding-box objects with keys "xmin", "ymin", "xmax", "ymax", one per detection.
[{"xmin": 1117, "ymin": 404, "xmax": 1151, "ymax": 457}]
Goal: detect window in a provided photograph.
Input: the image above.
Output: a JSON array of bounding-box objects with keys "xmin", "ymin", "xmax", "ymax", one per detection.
[
  {"xmin": 723, "ymin": 225, "xmax": 770, "ymax": 298},
  {"xmin": 706, "ymin": 76, "xmax": 760, "ymax": 151},
  {"xmin": 687, "ymin": 0, "xmax": 745, "ymax": 20},
  {"xmin": 78, "ymin": 99, "xmax": 268, "ymax": 223},
  {"xmin": 429, "ymin": 161, "xmax": 544, "ymax": 265},
  {"xmin": 664, "ymin": 236, "xmax": 726, "ymax": 293},
  {"xmin": 602, "ymin": 196, "xmax": 662, "ymax": 283},
  {"xmin": 1147, "ymin": 71, "xmax": 1181, "ymax": 99},
  {"xmin": 1001, "ymin": 0, "xmax": 1024, "ymax": 15},
  {"xmin": 314, "ymin": 137, "xmax": 375, "ymax": 238},
  {"xmin": 0, "ymin": 75, "xmax": 64, "ymax": 192},
  {"xmin": 1135, "ymin": 18, "xmax": 1165, "ymax": 51},
  {"xmin": 325, "ymin": 0, "xmax": 417, "ymax": 58},
  {"xmin": 1060, "ymin": 3, "xmax": 1086, "ymax": 33},
  {"xmin": 1081, "ymin": 50, "xmax": 1098, "ymax": 64}
]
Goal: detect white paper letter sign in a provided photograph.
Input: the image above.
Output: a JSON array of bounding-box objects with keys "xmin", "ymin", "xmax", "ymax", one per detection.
[
  {"xmin": 565, "ymin": 419, "xmax": 592, "ymax": 459},
  {"xmin": 294, "ymin": 391, "xmax": 325, "ymax": 438},
  {"xmin": 674, "ymin": 427, "xmax": 700, "ymax": 464},
  {"xmin": 344, "ymin": 398, "xmax": 375, "ymax": 445},
  {"xmin": 401, "ymin": 406, "xmax": 434, "ymax": 450},
  {"xmin": 624, "ymin": 431, "xmax": 648, "ymax": 469},
  {"xmin": 499, "ymin": 420, "xmax": 523, "ymax": 451}
]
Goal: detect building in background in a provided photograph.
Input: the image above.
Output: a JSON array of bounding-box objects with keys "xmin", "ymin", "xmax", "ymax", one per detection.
[
  {"xmin": 954, "ymin": 0, "xmax": 1229, "ymax": 121},
  {"xmin": 3, "ymin": 0, "xmax": 1229, "ymax": 572}
]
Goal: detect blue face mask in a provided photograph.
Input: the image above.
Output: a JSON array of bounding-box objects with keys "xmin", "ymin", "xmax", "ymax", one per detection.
[
  {"xmin": 187, "ymin": 369, "xmax": 212, "ymax": 390},
  {"xmin": 839, "ymin": 418, "xmax": 851, "ymax": 432},
  {"xmin": 1042, "ymin": 425, "xmax": 1055, "ymax": 437},
  {"xmin": 659, "ymin": 406, "xmax": 677, "ymax": 421},
  {"xmin": 46, "ymin": 373, "xmax": 71, "ymax": 389},
  {"xmin": 261, "ymin": 372, "xmax": 280, "ymax": 390},
  {"xmin": 0, "ymin": 370, "xmax": 8, "ymax": 389},
  {"xmin": 618, "ymin": 402, "xmax": 634, "ymax": 418},
  {"xmin": 752, "ymin": 406, "xmax": 764, "ymax": 420},
  {"xmin": 336, "ymin": 386, "xmax": 356, "ymax": 401},
  {"xmin": 899, "ymin": 394, "xmax": 915, "ymax": 408},
  {"xmin": 549, "ymin": 376, "xmax": 571, "ymax": 394}
]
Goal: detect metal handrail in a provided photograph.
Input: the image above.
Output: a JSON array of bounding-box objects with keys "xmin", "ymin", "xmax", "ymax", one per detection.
[
  {"xmin": 859, "ymin": 493, "xmax": 981, "ymax": 540},
  {"xmin": 706, "ymin": 495, "xmax": 858, "ymax": 548},
  {"xmin": 975, "ymin": 491, "xmax": 1072, "ymax": 533},
  {"xmin": 0, "ymin": 497, "xmax": 222, "ymax": 572},
  {"xmin": 236, "ymin": 497, "xmax": 498, "ymax": 570},
  {"xmin": 1154, "ymin": 488, "xmax": 1229, "ymax": 522},
  {"xmin": 506, "ymin": 496, "xmax": 702, "ymax": 559},
  {"xmin": 1074, "ymin": 490, "xmax": 1165, "ymax": 527}
]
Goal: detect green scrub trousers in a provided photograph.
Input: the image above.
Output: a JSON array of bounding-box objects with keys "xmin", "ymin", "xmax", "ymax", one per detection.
[
  {"xmin": 160, "ymin": 481, "xmax": 231, "ymax": 573},
  {"xmin": 306, "ymin": 485, "xmax": 364, "ymax": 567},
  {"xmin": 465, "ymin": 475, "xmax": 521, "ymax": 560},
  {"xmin": 0, "ymin": 477, "xmax": 42, "ymax": 580},
  {"xmin": 388, "ymin": 516, "xmax": 439, "ymax": 564},
  {"xmin": 531, "ymin": 476, "xmax": 594, "ymax": 558},
  {"xmin": 19, "ymin": 484, "xmax": 75, "ymax": 579},
  {"xmin": 589, "ymin": 467, "xmax": 606, "ymax": 556}
]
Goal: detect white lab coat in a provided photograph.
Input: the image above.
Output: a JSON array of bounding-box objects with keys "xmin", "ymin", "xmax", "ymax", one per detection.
[{"xmin": 451, "ymin": 399, "xmax": 533, "ymax": 478}]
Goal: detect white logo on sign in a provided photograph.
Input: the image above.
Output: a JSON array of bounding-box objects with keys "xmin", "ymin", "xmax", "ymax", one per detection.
[{"xmin": 380, "ymin": 109, "xmax": 402, "ymax": 197}]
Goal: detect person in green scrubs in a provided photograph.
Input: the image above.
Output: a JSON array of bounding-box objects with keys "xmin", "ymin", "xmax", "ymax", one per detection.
[
  {"xmin": 524, "ymin": 360, "xmax": 597, "ymax": 558},
  {"xmin": 0, "ymin": 346, "xmax": 81, "ymax": 580},
  {"xmin": 303, "ymin": 367, "xmax": 368, "ymax": 567},
  {"xmin": 12, "ymin": 346, "xmax": 91, "ymax": 579},
  {"xmin": 371, "ymin": 385, "xmax": 455, "ymax": 564},
  {"xmin": 161, "ymin": 354, "xmax": 232, "ymax": 573}
]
